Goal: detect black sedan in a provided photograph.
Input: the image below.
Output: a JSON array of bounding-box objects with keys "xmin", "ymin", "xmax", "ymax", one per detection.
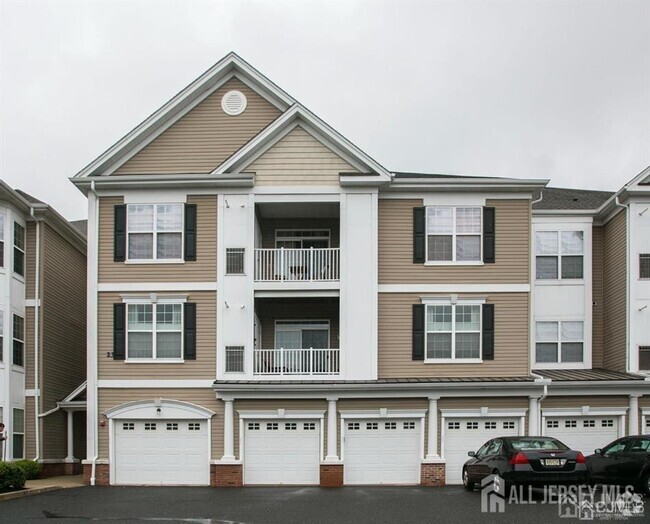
[
  {"xmin": 585, "ymin": 435, "xmax": 650, "ymax": 494},
  {"xmin": 462, "ymin": 436, "xmax": 587, "ymax": 490}
]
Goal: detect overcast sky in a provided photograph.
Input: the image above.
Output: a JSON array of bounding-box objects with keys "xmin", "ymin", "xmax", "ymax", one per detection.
[{"xmin": 1, "ymin": 1, "xmax": 648, "ymax": 221}]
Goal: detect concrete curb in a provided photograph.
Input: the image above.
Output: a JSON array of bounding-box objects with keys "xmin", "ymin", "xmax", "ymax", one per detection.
[{"xmin": 0, "ymin": 485, "xmax": 62, "ymax": 502}]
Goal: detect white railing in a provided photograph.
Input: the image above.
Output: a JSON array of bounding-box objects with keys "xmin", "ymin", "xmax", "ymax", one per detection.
[
  {"xmin": 254, "ymin": 248, "xmax": 340, "ymax": 282},
  {"xmin": 253, "ymin": 348, "xmax": 340, "ymax": 375}
]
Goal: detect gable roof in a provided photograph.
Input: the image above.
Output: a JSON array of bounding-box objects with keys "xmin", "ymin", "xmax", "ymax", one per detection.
[
  {"xmin": 73, "ymin": 52, "xmax": 296, "ymax": 179},
  {"xmin": 533, "ymin": 187, "xmax": 614, "ymax": 211}
]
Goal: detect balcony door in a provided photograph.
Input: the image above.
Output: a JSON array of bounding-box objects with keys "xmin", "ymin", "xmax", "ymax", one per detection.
[
  {"xmin": 274, "ymin": 230, "xmax": 331, "ymax": 280},
  {"xmin": 275, "ymin": 320, "xmax": 330, "ymax": 349}
]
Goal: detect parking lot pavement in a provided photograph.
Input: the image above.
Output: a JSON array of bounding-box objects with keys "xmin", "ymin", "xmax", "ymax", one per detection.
[{"xmin": 0, "ymin": 485, "xmax": 644, "ymax": 523}]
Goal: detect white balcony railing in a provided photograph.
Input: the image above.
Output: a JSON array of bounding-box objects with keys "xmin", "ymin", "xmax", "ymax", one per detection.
[
  {"xmin": 253, "ymin": 348, "xmax": 340, "ymax": 375},
  {"xmin": 254, "ymin": 248, "xmax": 340, "ymax": 282}
]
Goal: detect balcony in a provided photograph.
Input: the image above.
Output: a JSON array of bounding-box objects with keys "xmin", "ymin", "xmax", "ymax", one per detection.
[
  {"xmin": 254, "ymin": 248, "xmax": 340, "ymax": 282},
  {"xmin": 253, "ymin": 348, "xmax": 340, "ymax": 375}
]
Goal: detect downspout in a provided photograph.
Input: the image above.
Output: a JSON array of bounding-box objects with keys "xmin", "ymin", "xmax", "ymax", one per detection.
[
  {"xmin": 30, "ymin": 207, "xmax": 41, "ymax": 461},
  {"xmin": 89, "ymin": 180, "xmax": 99, "ymax": 485},
  {"xmin": 531, "ymin": 372, "xmax": 550, "ymax": 435},
  {"xmin": 615, "ymin": 196, "xmax": 631, "ymax": 371}
]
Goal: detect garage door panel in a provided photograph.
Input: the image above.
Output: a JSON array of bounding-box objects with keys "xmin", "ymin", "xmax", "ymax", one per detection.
[{"xmin": 544, "ymin": 416, "xmax": 619, "ymax": 455}]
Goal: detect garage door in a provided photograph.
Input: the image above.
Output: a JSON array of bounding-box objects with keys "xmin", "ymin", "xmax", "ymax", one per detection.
[
  {"xmin": 114, "ymin": 419, "xmax": 209, "ymax": 485},
  {"xmin": 544, "ymin": 416, "xmax": 619, "ymax": 455},
  {"xmin": 444, "ymin": 418, "xmax": 520, "ymax": 485},
  {"xmin": 244, "ymin": 420, "xmax": 320, "ymax": 485},
  {"xmin": 344, "ymin": 419, "xmax": 421, "ymax": 485}
]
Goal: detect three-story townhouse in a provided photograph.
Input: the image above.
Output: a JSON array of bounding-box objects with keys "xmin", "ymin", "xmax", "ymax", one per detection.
[
  {"xmin": 0, "ymin": 181, "xmax": 87, "ymax": 476},
  {"xmin": 71, "ymin": 53, "xmax": 649, "ymax": 488}
]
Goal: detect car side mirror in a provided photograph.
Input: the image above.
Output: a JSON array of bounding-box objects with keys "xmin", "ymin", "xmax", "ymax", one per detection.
[
  {"xmin": 468, "ymin": 451, "xmax": 476, "ymax": 457},
  {"xmin": 594, "ymin": 449, "xmax": 602, "ymax": 455}
]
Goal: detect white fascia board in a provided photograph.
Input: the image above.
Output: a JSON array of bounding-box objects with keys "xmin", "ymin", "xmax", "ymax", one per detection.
[
  {"xmin": 386, "ymin": 178, "xmax": 548, "ymax": 193},
  {"xmin": 439, "ymin": 408, "xmax": 528, "ymax": 418},
  {"xmin": 71, "ymin": 173, "xmax": 254, "ymax": 194},
  {"xmin": 544, "ymin": 382, "xmax": 650, "ymax": 395},
  {"xmin": 339, "ymin": 409, "xmax": 427, "ymax": 419},
  {"xmin": 541, "ymin": 407, "xmax": 628, "ymax": 417},
  {"xmin": 237, "ymin": 410, "xmax": 325, "ymax": 419},
  {"xmin": 61, "ymin": 381, "xmax": 87, "ymax": 403}
]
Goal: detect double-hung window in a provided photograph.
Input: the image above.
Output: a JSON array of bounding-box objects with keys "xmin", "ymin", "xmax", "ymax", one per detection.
[
  {"xmin": 535, "ymin": 321, "xmax": 583, "ymax": 364},
  {"xmin": 127, "ymin": 302, "xmax": 183, "ymax": 360},
  {"xmin": 426, "ymin": 302, "xmax": 482, "ymax": 361},
  {"xmin": 535, "ymin": 231, "xmax": 584, "ymax": 279},
  {"xmin": 13, "ymin": 314, "xmax": 24, "ymax": 367},
  {"xmin": 13, "ymin": 222, "xmax": 25, "ymax": 276},
  {"xmin": 127, "ymin": 204, "xmax": 183, "ymax": 261},
  {"xmin": 12, "ymin": 408, "xmax": 24, "ymax": 459},
  {"xmin": 640, "ymin": 254, "xmax": 650, "ymax": 279},
  {"xmin": 426, "ymin": 207, "xmax": 482, "ymax": 262},
  {"xmin": 0, "ymin": 214, "xmax": 5, "ymax": 268}
]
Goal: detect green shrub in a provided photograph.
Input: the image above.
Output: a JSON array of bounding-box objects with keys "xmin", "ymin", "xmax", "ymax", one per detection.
[
  {"xmin": 14, "ymin": 460, "xmax": 42, "ymax": 480},
  {"xmin": 0, "ymin": 462, "xmax": 27, "ymax": 490}
]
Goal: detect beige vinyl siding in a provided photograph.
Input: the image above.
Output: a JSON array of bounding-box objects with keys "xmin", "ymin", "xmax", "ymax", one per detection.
[
  {"xmin": 378, "ymin": 198, "xmax": 531, "ymax": 284},
  {"xmin": 114, "ymin": 79, "xmax": 281, "ymax": 175},
  {"xmin": 98, "ymin": 195, "xmax": 217, "ymax": 283},
  {"xmin": 378, "ymin": 292, "xmax": 530, "ymax": 378},
  {"xmin": 25, "ymin": 222, "xmax": 37, "ymax": 299},
  {"xmin": 602, "ymin": 210, "xmax": 627, "ymax": 371},
  {"xmin": 234, "ymin": 399, "xmax": 326, "ymax": 457},
  {"xmin": 260, "ymin": 218, "xmax": 340, "ymax": 248},
  {"xmin": 98, "ymin": 291, "xmax": 216, "ymax": 379},
  {"xmin": 98, "ymin": 388, "xmax": 223, "ymax": 460},
  {"xmin": 592, "ymin": 225, "xmax": 604, "ymax": 368},
  {"xmin": 256, "ymin": 298, "xmax": 339, "ymax": 349},
  {"xmin": 250, "ymin": 126, "xmax": 358, "ymax": 185},
  {"xmin": 24, "ymin": 398, "xmax": 36, "ymax": 460}
]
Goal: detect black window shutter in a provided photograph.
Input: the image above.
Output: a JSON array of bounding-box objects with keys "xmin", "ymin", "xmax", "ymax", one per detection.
[
  {"xmin": 413, "ymin": 207, "xmax": 426, "ymax": 264},
  {"xmin": 482, "ymin": 303, "xmax": 495, "ymax": 360},
  {"xmin": 412, "ymin": 304, "xmax": 425, "ymax": 360},
  {"xmin": 114, "ymin": 205, "xmax": 126, "ymax": 262},
  {"xmin": 483, "ymin": 207, "xmax": 495, "ymax": 264},
  {"xmin": 184, "ymin": 302, "xmax": 197, "ymax": 360},
  {"xmin": 184, "ymin": 204, "xmax": 197, "ymax": 262},
  {"xmin": 113, "ymin": 303, "xmax": 126, "ymax": 360}
]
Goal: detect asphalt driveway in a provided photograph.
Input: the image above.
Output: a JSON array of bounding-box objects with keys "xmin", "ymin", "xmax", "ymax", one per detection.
[{"xmin": 0, "ymin": 485, "xmax": 643, "ymax": 523}]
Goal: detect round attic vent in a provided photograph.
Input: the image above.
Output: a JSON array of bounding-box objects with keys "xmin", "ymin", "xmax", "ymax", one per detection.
[{"xmin": 221, "ymin": 90, "xmax": 247, "ymax": 116}]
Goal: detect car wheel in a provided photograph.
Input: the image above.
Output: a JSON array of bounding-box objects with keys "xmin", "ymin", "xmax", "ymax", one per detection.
[
  {"xmin": 644, "ymin": 473, "xmax": 650, "ymax": 496},
  {"xmin": 462, "ymin": 468, "xmax": 475, "ymax": 490}
]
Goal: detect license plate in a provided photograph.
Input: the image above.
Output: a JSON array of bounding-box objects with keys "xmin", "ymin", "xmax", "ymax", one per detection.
[{"xmin": 544, "ymin": 459, "xmax": 561, "ymax": 466}]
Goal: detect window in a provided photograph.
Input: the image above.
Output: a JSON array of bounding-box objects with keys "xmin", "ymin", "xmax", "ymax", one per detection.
[
  {"xmin": 535, "ymin": 321, "xmax": 584, "ymax": 364},
  {"xmin": 275, "ymin": 320, "xmax": 330, "ymax": 350},
  {"xmin": 285, "ymin": 423, "xmax": 297, "ymax": 431},
  {"xmin": 0, "ymin": 214, "xmax": 5, "ymax": 268},
  {"xmin": 13, "ymin": 222, "xmax": 25, "ymax": 276},
  {"xmin": 485, "ymin": 421, "xmax": 497, "ymax": 430},
  {"xmin": 122, "ymin": 423, "xmax": 134, "ymax": 431},
  {"xmin": 639, "ymin": 346, "xmax": 650, "ymax": 371},
  {"xmin": 188, "ymin": 423, "xmax": 201, "ymax": 431},
  {"xmin": 266, "ymin": 422, "xmax": 278, "ymax": 430},
  {"xmin": 426, "ymin": 207, "xmax": 481, "ymax": 262},
  {"xmin": 166, "ymin": 423, "xmax": 178, "ymax": 431},
  {"xmin": 466, "ymin": 422, "xmax": 479, "ymax": 430},
  {"xmin": 583, "ymin": 420, "xmax": 595, "ymax": 428},
  {"xmin": 535, "ymin": 231, "xmax": 583, "ymax": 279},
  {"xmin": 226, "ymin": 248, "xmax": 245, "ymax": 274},
  {"xmin": 127, "ymin": 204, "xmax": 183, "ymax": 261},
  {"xmin": 426, "ymin": 303, "xmax": 481, "ymax": 361},
  {"xmin": 640, "ymin": 254, "xmax": 650, "ymax": 279},
  {"xmin": 126, "ymin": 302, "xmax": 182, "ymax": 360},
  {"xmin": 13, "ymin": 314, "xmax": 24, "ymax": 367},
  {"xmin": 225, "ymin": 346, "xmax": 244, "ymax": 373},
  {"xmin": 385, "ymin": 422, "xmax": 397, "ymax": 430},
  {"xmin": 602, "ymin": 420, "xmax": 614, "ymax": 428},
  {"xmin": 248, "ymin": 422, "xmax": 260, "ymax": 430},
  {"xmin": 565, "ymin": 420, "xmax": 577, "ymax": 428},
  {"xmin": 603, "ymin": 440, "xmax": 627, "ymax": 455},
  {"xmin": 304, "ymin": 422, "xmax": 316, "ymax": 430},
  {"xmin": 366, "ymin": 422, "xmax": 379, "ymax": 430},
  {"xmin": 347, "ymin": 422, "xmax": 360, "ymax": 430},
  {"xmin": 403, "ymin": 421, "xmax": 416, "ymax": 430},
  {"xmin": 547, "ymin": 420, "xmax": 559, "ymax": 429},
  {"xmin": 629, "ymin": 438, "xmax": 650, "ymax": 452},
  {"xmin": 503, "ymin": 421, "xmax": 515, "ymax": 430},
  {"xmin": 275, "ymin": 229, "xmax": 331, "ymax": 248},
  {"xmin": 13, "ymin": 408, "xmax": 24, "ymax": 459},
  {"xmin": 145, "ymin": 423, "xmax": 157, "ymax": 430},
  {"xmin": 447, "ymin": 421, "xmax": 460, "ymax": 430}
]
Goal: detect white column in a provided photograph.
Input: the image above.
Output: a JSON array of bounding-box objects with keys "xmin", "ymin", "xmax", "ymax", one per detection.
[
  {"xmin": 325, "ymin": 398, "xmax": 338, "ymax": 462},
  {"xmin": 528, "ymin": 396, "xmax": 540, "ymax": 436},
  {"xmin": 425, "ymin": 396, "xmax": 440, "ymax": 460},
  {"xmin": 65, "ymin": 410, "xmax": 75, "ymax": 461},
  {"xmin": 222, "ymin": 399, "xmax": 236, "ymax": 461},
  {"xmin": 629, "ymin": 395, "xmax": 640, "ymax": 435}
]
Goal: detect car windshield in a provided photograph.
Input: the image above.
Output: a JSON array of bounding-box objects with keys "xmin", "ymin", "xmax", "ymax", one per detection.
[{"xmin": 509, "ymin": 438, "xmax": 568, "ymax": 451}]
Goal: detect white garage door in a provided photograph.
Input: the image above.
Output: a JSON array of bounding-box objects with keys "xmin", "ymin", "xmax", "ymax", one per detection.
[
  {"xmin": 244, "ymin": 420, "xmax": 320, "ymax": 485},
  {"xmin": 544, "ymin": 416, "xmax": 619, "ymax": 455},
  {"xmin": 444, "ymin": 417, "xmax": 520, "ymax": 485},
  {"xmin": 344, "ymin": 419, "xmax": 421, "ymax": 485},
  {"xmin": 114, "ymin": 419, "xmax": 209, "ymax": 485}
]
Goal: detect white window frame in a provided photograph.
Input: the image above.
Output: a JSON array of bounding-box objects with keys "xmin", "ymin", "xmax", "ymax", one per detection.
[
  {"xmin": 534, "ymin": 320, "xmax": 585, "ymax": 366},
  {"xmin": 124, "ymin": 297, "xmax": 185, "ymax": 363},
  {"xmin": 639, "ymin": 254, "xmax": 650, "ymax": 280},
  {"xmin": 425, "ymin": 206, "xmax": 483, "ymax": 265},
  {"xmin": 13, "ymin": 220, "xmax": 25, "ymax": 277},
  {"xmin": 535, "ymin": 230, "xmax": 584, "ymax": 281},
  {"xmin": 422, "ymin": 298, "xmax": 484, "ymax": 363},
  {"xmin": 274, "ymin": 320, "xmax": 331, "ymax": 349},
  {"xmin": 12, "ymin": 313, "xmax": 24, "ymax": 368},
  {"xmin": 126, "ymin": 203, "xmax": 184, "ymax": 263}
]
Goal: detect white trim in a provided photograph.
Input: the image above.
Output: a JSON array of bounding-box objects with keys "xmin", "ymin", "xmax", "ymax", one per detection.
[
  {"xmin": 378, "ymin": 284, "xmax": 530, "ymax": 293},
  {"xmin": 254, "ymin": 290, "xmax": 340, "ymax": 298},
  {"xmin": 123, "ymin": 300, "xmax": 184, "ymax": 362},
  {"xmin": 105, "ymin": 398, "xmax": 215, "ymax": 419},
  {"xmin": 24, "ymin": 299, "xmax": 40, "ymax": 308},
  {"xmin": 425, "ymin": 205, "xmax": 483, "ymax": 264},
  {"xmin": 98, "ymin": 282, "xmax": 217, "ymax": 292},
  {"xmin": 125, "ymin": 203, "xmax": 184, "ymax": 263},
  {"xmin": 237, "ymin": 409, "xmax": 325, "ymax": 420},
  {"xmin": 254, "ymin": 190, "xmax": 341, "ymax": 199},
  {"xmin": 24, "ymin": 389, "xmax": 39, "ymax": 397},
  {"xmin": 541, "ymin": 407, "xmax": 628, "ymax": 417},
  {"xmin": 439, "ymin": 408, "xmax": 528, "ymax": 418},
  {"xmin": 338, "ymin": 409, "xmax": 427, "ymax": 419},
  {"xmin": 98, "ymin": 379, "xmax": 215, "ymax": 388}
]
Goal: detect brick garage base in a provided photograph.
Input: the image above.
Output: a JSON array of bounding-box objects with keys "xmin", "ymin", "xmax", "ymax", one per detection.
[
  {"xmin": 83, "ymin": 463, "xmax": 110, "ymax": 486},
  {"xmin": 320, "ymin": 464, "xmax": 343, "ymax": 487},
  {"xmin": 420, "ymin": 463, "xmax": 445, "ymax": 486},
  {"xmin": 211, "ymin": 464, "xmax": 243, "ymax": 487},
  {"xmin": 39, "ymin": 461, "xmax": 83, "ymax": 478}
]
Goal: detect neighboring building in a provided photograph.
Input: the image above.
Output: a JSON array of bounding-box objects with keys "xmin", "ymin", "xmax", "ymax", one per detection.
[
  {"xmin": 70, "ymin": 53, "xmax": 649, "ymax": 487},
  {"xmin": 0, "ymin": 182, "xmax": 87, "ymax": 476}
]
